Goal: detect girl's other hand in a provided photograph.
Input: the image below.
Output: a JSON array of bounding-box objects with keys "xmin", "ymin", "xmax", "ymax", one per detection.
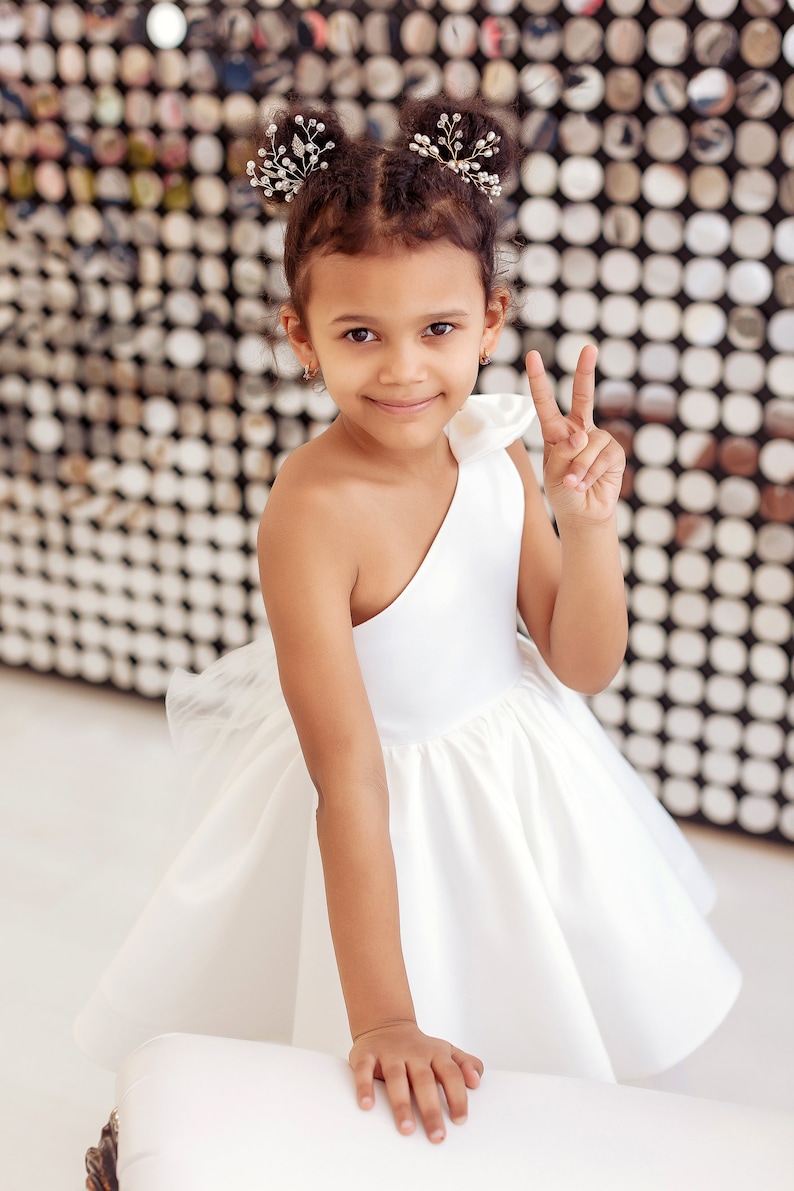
[
  {"xmin": 526, "ymin": 346, "xmax": 625, "ymax": 526},
  {"xmin": 349, "ymin": 1021, "xmax": 483, "ymax": 1143}
]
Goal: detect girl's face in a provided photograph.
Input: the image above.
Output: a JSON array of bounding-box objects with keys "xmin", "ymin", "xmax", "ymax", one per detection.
[{"xmin": 281, "ymin": 241, "xmax": 507, "ymax": 454}]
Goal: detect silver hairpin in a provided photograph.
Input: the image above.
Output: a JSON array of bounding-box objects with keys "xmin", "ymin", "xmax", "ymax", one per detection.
[
  {"xmin": 247, "ymin": 115, "xmax": 336, "ymax": 202},
  {"xmin": 408, "ymin": 113, "xmax": 502, "ymax": 201}
]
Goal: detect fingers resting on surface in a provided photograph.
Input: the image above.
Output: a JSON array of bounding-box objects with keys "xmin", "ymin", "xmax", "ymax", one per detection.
[{"xmin": 350, "ymin": 1024, "xmax": 483, "ymax": 1143}]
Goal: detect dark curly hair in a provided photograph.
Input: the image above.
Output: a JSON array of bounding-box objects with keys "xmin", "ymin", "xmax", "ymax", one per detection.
[{"xmin": 250, "ymin": 96, "xmax": 518, "ymax": 323}]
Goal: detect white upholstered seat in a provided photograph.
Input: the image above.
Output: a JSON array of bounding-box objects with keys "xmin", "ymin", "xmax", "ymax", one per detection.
[{"xmin": 114, "ymin": 1033, "xmax": 793, "ymax": 1191}]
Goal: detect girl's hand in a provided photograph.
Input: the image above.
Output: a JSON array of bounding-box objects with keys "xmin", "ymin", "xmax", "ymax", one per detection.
[
  {"xmin": 349, "ymin": 1021, "xmax": 483, "ymax": 1143},
  {"xmin": 526, "ymin": 346, "xmax": 625, "ymax": 526}
]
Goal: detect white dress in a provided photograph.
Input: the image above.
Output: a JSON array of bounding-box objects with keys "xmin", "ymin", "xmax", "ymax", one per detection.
[{"xmin": 75, "ymin": 393, "xmax": 741, "ymax": 1081}]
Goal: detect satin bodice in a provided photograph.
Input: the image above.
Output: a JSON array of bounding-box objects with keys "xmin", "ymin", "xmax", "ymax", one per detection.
[{"xmin": 352, "ymin": 393, "xmax": 535, "ymax": 746}]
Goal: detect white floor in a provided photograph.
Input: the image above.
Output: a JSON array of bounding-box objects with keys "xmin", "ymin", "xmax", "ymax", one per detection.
[{"xmin": 0, "ymin": 663, "xmax": 792, "ymax": 1191}]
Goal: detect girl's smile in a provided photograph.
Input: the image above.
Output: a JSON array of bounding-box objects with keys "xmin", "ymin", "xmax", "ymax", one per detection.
[{"xmin": 365, "ymin": 394, "xmax": 440, "ymax": 415}]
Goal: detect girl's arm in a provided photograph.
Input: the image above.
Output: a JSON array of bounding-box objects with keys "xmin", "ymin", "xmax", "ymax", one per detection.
[
  {"xmin": 257, "ymin": 457, "xmax": 482, "ymax": 1143},
  {"xmin": 506, "ymin": 346, "xmax": 628, "ymax": 695}
]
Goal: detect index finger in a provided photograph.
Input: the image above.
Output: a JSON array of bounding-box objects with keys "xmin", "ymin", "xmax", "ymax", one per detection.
[
  {"xmin": 569, "ymin": 343, "xmax": 598, "ymax": 431},
  {"xmin": 525, "ymin": 350, "xmax": 570, "ymax": 444}
]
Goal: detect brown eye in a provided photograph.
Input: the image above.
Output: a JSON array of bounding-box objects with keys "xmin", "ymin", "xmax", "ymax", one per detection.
[
  {"xmin": 426, "ymin": 322, "xmax": 454, "ymax": 337},
  {"xmin": 346, "ymin": 327, "xmax": 375, "ymax": 343}
]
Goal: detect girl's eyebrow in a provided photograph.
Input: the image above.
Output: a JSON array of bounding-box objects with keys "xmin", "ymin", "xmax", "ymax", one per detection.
[{"xmin": 329, "ymin": 309, "xmax": 472, "ymax": 325}]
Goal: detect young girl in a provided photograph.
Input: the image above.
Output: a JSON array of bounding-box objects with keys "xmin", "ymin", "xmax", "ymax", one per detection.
[{"xmin": 75, "ymin": 97, "xmax": 741, "ymax": 1144}]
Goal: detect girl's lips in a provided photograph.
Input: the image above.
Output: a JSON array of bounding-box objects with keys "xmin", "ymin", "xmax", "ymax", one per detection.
[{"xmin": 367, "ymin": 395, "xmax": 439, "ymax": 414}]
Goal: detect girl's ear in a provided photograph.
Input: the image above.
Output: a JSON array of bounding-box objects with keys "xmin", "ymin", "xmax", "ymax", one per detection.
[
  {"xmin": 280, "ymin": 305, "xmax": 315, "ymax": 369},
  {"xmin": 481, "ymin": 287, "xmax": 510, "ymax": 357}
]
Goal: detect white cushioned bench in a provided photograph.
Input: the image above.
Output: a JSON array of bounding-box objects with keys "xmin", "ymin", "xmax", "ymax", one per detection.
[{"xmin": 114, "ymin": 1033, "xmax": 793, "ymax": 1191}]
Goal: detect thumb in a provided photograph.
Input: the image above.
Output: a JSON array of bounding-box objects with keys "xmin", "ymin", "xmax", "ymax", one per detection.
[
  {"xmin": 563, "ymin": 429, "xmax": 588, "ymax": 454},
  {"xmin": 546, "ymin": 429, "xmax": 588, "ymax": 466},
  {"xmin": 544, "ymin": 430, "xmax": 590, "ymax": 489}
]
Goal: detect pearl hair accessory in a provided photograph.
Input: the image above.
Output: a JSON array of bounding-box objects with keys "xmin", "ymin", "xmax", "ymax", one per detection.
[
  {"xmin": 247, "ymin": 115, "xmax": 336, "ymax": 202},
  {"xmin": 409, "ymin": 113, "xmax": 502, "ymax": 201}
]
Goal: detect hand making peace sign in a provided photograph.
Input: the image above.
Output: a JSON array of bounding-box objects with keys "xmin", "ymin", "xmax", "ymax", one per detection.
[{"xmin": 526, "ymin": 345, "xmax": 626, "ymax": 526}]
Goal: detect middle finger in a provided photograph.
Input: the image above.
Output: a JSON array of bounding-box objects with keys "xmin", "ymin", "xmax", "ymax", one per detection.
[
  {"xmin": 569, "ymin": 344, "xmax": 598, "ymax": 431},
  {"xmin": 406, "ymin": 1063, "xmax": 447, "ymax": 1143},
  {"xmin": 433, "ymin": 1057, "xmax": 469, "ymax": 1124}
]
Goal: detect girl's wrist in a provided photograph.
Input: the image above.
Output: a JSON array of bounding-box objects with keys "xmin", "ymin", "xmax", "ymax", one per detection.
[
  {"xmin": 555, "ymin": 511, "xmax": 619, "ymax": 542},
  {"xmin": 346, "ymin": 984, "xmax": 417, "ymax": 1042},
  {"xmin": 352, "ymin": 1017, "xmax": 418, "ymax": 1043}
]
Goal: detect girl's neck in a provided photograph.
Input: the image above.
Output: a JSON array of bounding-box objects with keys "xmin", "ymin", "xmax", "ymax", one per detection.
[{"xmin": 330, "ymin": 413, "xmax": 458, "ymax": 483}]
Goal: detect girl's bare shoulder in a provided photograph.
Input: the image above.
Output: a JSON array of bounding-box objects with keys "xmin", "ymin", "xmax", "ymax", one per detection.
[{"xmin": 257, "ymin": 430, "xmax": 361, "ymax": 571}]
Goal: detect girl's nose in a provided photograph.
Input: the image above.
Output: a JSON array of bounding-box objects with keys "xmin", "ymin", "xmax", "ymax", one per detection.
[{"xmin": 378, "ymin": 343, "xmax": 428, "ymax": 386}]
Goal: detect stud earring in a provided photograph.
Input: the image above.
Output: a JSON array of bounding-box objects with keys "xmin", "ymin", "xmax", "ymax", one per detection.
[
  {"xmin": 303, "ymin": 364, "xmax": 319, "ymax": 381},
  {"xmin": 479, "ymin": 351, "xmax": 491, "ymax": 366}
]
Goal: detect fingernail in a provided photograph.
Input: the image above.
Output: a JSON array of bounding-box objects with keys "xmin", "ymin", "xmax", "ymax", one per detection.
[
  {"xmin": 400, "ymin": 1120, "xmax": 415, "ymax": 1135},
  {"xmin": 470, "ymin": 1070, "xmax": 481, "ymax": 1086},
  {"xmin": 430, "ymin": 1129, "xmax": 445, "ymax": 1142},
  {"xmin": 452, "ymin": 1114, "xmax": 467, "ymax": 1125},
  {"xmin": 360, "ymin": 1096, "xmax": 373, "ymax": 1109}
]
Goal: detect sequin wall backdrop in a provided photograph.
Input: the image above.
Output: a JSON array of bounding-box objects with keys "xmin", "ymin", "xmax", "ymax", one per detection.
[{"xmin": 1, "ymin": 0, "xmax": 793, "ymax": 842}]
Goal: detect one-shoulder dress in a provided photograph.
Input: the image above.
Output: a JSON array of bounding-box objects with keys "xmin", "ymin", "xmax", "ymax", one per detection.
[{"xmin": 75, "ymin": 393, "xmax": 741, "ymax": 1082}]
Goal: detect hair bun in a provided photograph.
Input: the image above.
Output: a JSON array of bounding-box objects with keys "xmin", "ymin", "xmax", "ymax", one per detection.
[
  {"xmin": 248, "ymin": 106, "xmax": 348, "ymax": 203},
  {"xmin": 397, "ymin": 96, "xmax": 517, "ymax": 181}
]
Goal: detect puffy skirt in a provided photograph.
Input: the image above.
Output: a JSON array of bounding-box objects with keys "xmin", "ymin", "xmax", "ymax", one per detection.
[{"xmin": 74, "ymin": 633, "xmax": 741, "ymax": 1081}]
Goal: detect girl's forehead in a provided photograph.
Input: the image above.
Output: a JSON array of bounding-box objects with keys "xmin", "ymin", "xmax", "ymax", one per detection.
[{"xmin": 306, "ymin": 242, "xmax": 485, "ymax": 310}]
